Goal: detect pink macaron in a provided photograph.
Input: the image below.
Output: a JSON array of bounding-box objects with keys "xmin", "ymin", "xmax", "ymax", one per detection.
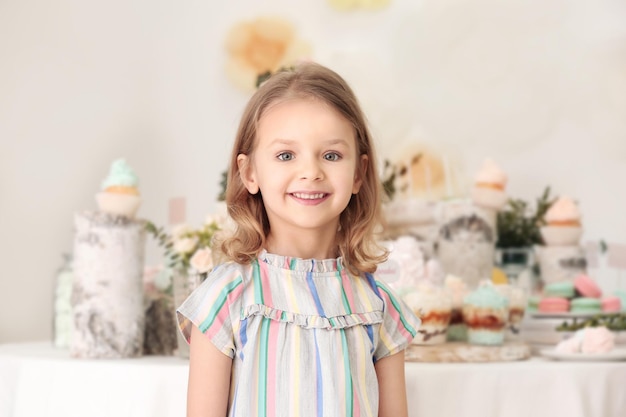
[
  {"xmin": 574, "ymin": 274, "xmax": 602, "ymax": 298},
  {"xmin": 538, "ymin": 297, "xmax": 570, "ymax": 313},
  {"xmin": 601, "ymin": 296, "xmax": 622, "ymax": 312}
]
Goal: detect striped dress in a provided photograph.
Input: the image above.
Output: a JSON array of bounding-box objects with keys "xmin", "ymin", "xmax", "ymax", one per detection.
[{"xmin": 177, "ymin": 250, "xmax": 421, "ymax": 417}]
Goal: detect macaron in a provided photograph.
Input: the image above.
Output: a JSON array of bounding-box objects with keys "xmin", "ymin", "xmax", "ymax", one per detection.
[
  {"xmin": 570, "ymin": 297, "xmax": 602, "ymax": 314},
  {"xmin": 543, "ymin": 281, "xmax": 576, "ymax": 299},
  {"xmin": 614, "ymin": 290, "xmax": 626, "ymax": 312},
  {"xmin": 573, "ymin": 274, "xmax": 602, "ymax": 298},
  {"xmin": 601, "ymin": 296, "xmax": 622, "ymax": 313},
  {"xmin": 538, "ymin": 297, "xmax": 570, "ymax": 313}
]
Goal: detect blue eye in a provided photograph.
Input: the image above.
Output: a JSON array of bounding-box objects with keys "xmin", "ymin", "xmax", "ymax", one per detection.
[
  {"xmin": 277, "ymin": 152, "xmax": 294, "ymax": 161},
  {"xmin": 324, "ymin": 152, "xmax": 341, "ymax": 161}
]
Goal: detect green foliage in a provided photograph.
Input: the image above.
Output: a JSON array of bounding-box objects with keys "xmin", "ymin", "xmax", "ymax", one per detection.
[
  {"xmin": 145, "ymin": 220, "xmax": 220, "ymax": 271},
  {"xmin": 381, "ymin": 159, "xmax": 396, "ymax": 202},
  {"xmin": 217, "ymin": 170, "xmax": 228, "ymax": 202},
  {"xmin": 556, "ymin": 313, "xmax": 626, "ymax": 332},
  {"xmin": 145, "ymin": 221, "xmax": 178, "ymax": 267},
  {"xmin": 255, "ymin": 65, "xmax": 295, "ymax": 89},
  {"xmin": 496, "ymin": 186, "xmax": 555, "ymax": 248}
]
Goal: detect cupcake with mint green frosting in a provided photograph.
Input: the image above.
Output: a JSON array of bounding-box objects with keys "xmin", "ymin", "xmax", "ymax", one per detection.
[
  {"xmin": 462, "ymin": 281, "xmax": 509, "ymax": 345},
  {"xmin": 101, "ymin": 159, "xmax": 140, "ymax": 193},
  {"xmin": 96, "ymin": 158, "xmax": 141, "ymax": 217}
]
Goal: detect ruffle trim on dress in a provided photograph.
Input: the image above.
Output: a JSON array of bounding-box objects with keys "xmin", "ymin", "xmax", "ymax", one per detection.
[
  {"xmin": 259, "ymin": 250, "xmax": 344, "ymax": 273},
  {"xmin": 242, "ymin": 304, "xmax": 383, "ymax": 330}
]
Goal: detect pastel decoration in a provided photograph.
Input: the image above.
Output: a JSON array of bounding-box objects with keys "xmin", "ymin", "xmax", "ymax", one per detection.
[
  {"xmin": 538, "ymin": 297, "xmax": 570, "ymax": 313},
  {"xmin": 543, "ymin": 281, "xmax": 576, "ymax": 299},
  {"xmin": 573, "ymin": 274, "xmax": 602, "ymax": 298},
  {"xmin": 570, "ymin": 297, "xmax": 602, "ymax": 314},
  {"xmin": 601, "ymin": 296, "xmax": 622, "ymax": 313}
]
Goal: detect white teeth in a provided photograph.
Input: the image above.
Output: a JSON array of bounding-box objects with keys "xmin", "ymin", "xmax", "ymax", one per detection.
[{"xmin": 293, "ymin": 193, "xmax": 325, "ymax": 200}]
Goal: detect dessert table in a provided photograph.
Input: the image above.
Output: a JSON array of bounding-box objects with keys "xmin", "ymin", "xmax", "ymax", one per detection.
[{"xmin": 1, "ymin": 342, "xmax": 625, "ymax": 417}]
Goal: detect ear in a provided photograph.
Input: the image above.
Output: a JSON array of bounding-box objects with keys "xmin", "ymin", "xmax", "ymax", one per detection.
[
  {"xmin": 237, "ymin": 154, "xmax": 259, "ymax": 194},
  {"xmin": 352, "ymin": 154, "xmax": 368, "ymax": 194}
]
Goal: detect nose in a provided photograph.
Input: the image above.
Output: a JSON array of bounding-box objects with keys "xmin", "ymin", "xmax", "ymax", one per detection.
[{"xmin": 299, "ymin": 155, "xmax": 324, "ymax": 181}]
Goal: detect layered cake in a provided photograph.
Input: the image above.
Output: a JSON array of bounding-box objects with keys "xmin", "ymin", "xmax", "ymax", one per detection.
[
  {"xmin": 71, "ymin": 158, "xmax": 147, "ymax": 358},
  {"xmin": 462, "ymin": 282, "xmax": 509, "ymax": 345},
  {"xmin": 403, "ymin": 282, "xmax": 452, "ymax": 345},
  {"xmin": 444, "ymin": 274, "xmax": 469, "ymax": 341}
]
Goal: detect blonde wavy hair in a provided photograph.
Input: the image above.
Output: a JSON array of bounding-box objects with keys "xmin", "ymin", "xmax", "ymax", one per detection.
[{"xmin": 219, "ymin": 62, "xmax": 387, "ymax": 275}]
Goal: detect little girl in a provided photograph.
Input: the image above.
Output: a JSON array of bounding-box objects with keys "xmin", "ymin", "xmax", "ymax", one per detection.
[{"xmin": 177, "ymin": 62, "xmax": 421, "ymax": 417}]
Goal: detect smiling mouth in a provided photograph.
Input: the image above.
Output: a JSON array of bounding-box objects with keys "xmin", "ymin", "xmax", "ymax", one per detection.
[{"xmin": 291, "ymin": 192, "xmax": 328, "ymax": 200}]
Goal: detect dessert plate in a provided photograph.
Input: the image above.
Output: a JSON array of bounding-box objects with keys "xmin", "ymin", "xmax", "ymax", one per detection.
[{"xmin": 539, "ymin": 347, "xmax": 626, "ymax": 362}]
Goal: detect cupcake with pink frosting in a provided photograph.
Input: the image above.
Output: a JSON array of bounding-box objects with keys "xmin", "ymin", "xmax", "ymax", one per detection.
[
  {"xmin": 540, "ymin": 196, "xmax": 583, "ymax": 246},
  {"xmin": 470, "ymin": 158, "xmax": 508, "ymax": 210}
]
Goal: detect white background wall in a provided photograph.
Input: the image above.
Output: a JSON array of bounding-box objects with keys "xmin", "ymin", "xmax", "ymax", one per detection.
[{"xmin": 1, "ymin": 0, "xmax": 625, "ymax": 342}]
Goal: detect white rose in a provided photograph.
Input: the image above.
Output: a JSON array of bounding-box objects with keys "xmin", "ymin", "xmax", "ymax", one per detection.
[
  {"xmin": 171, "ymin": 223, "xmax": 193, "ymax": 239},
  {"xmin": 204, "ymin": 214, "xmax": 216, "ymax": 226},
  {"xmin": 173, "ymin": 236, "xmax": 198, "ymax": 254},
  {"xmin": 190, "ymin": 247, "xmax": 214, "ymax": 273}
]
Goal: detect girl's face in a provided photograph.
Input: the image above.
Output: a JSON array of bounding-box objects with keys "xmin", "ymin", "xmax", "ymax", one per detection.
[{"xmin": 238, "ymin": 98, "xmax": 366, "ymax": 239}]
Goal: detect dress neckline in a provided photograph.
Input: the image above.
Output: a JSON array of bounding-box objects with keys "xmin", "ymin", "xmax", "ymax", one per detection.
[{"xmin": 258, "ymin": 249, "xmax": 343, "ymax": 273}]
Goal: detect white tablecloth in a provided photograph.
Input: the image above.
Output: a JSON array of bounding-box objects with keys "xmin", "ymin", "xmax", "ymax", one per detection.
[{"xmin": 1, "ymin": 342, "xmax": 625, "ymax": 417}]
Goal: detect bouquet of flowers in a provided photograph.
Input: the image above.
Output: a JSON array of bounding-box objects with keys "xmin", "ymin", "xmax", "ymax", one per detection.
[{"xmin": 146, "ymin": 212, "xmax": 227, "ymax": 279}]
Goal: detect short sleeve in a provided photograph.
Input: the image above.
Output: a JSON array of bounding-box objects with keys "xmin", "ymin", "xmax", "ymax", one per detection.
[
  {"xmin": 176, "ymin": 263, "xmax": 245, "ymax": 358},
  {"xmin": 371, "ymin": 278, "xmax": 421, "ymax": 361}
]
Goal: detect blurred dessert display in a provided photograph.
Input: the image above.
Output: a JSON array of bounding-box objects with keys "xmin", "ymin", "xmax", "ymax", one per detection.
[
  {"xmin": 535, "ymin": 196, "xmax": 587, "ymax": 284},
  {"xmin": 540, "ymin": 196, "xmax": 583, "ymax": 246},
  {"xmin": 403, "ymin": 281, "xmax": 452, "ymax": 345},
  {"xmin": 381, "ymin": 146, "xmax": 462, "ymax": 258},
  {"xmin": 471, "ymin": 158, "xmax": 508, "ymax": 210},
  {"xmin": 462, "ymin": 281, "xmax": 510, "ymax": 346},
  {"xmin": 70, "ymin": 158, "xmax": 147, "ymax": 358},
  {"xmin": 554, "ymin": 326, "xmax": 616, "ymax": 354},
  {"xmin": 436, "ymin": 198, "xmax": 497, "ymax": 289},
  {"xmin": 520, "ymin": 265, "xmax": 626, "ymax": 349},
  {"xmin": 494, "ymin": 186, "xmax": 553, "ymax": 289},
  {"xmin": 380, "ymin": 236, "xmax": 427, "ymax": 295},
  {"xmin": 95, "ymin": 158, "xmax": 142, "ymax": 218},
  {"xmin": 444, "ymin": 275, "xmax": 469, "ymax": 341},
  {"xmin": 495, "ymin": 284, "xmax": 527, "ymax": 341}
]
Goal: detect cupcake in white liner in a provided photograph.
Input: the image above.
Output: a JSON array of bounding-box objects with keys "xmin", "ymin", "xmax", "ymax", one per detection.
[
  {"xmin": 444, "ymin": 274, "xmax": 469, "ymax": 341},
  {"xmin": 403, "ymin": 281, "xmax": 452, "ymax": 345},
  {"xmin": 470, "ymin": 158, "xmax": 508, "ymax": 210},
  {"xmin": 462, "ymin": 281, "xmax": 509, "ymax": 345},
  {"xmin": 540, "ymin": 196, "xmax": 582, "ymax": 246},
  {"xmin": 95, "ymin": 158, "xmax": 141, "ymax": 218}
]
